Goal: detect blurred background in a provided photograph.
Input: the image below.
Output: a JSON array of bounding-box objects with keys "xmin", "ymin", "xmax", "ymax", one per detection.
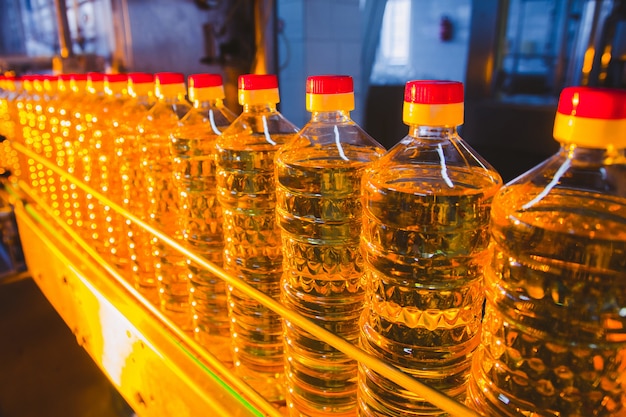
[
  {"xmin": 0, "ymin": 1, "xmax": 625, "ymax": 416},
  {"xmin": 1, "ymin": 0, "xmax": 625, "ymax": 179}
]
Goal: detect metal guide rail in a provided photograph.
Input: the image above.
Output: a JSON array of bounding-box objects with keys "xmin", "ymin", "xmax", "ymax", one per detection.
[{"xmin": 8, "ymin": 140, "xmax": 478, "ymax": 417}]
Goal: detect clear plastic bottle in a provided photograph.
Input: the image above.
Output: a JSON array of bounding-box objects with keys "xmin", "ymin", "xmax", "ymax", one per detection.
[
  {"xmin": 25, "ymin": 75, "xmax": 55, "ymax": 202},
  {"xmin": 467, "ymin": 87, "xmax": 626, "ymax": 416},
  {"xmin": 170, "ymin": 73, "xmax": 236, "ymax": 358},
  {"xmin": 40, "ymin": 74, "xmax": 63, "ymax": 216},
  {"xmin": 67, "ymin": 73, "xmax": 90, "ymax": 233},
  {"xmin": 9, "ymin": 75, "xmax": 33, "ymax": 187},
  {"xmin": 96, "ymin": 73, "xmax": 131, "ymax": 270},
  {"xmin": 53, "ymin": 74, "xmax": 78, "ymax": 226},
  {"xmin": 0, "ymin": 76, "xmax": 16, "ymax": 178},
  {"xmin": 118, "ymin": 72, "xmax": 157, "ymax": 299},
  {"xmin": 358, "ymin": 80, "xmax": 502, "ymax": 416},
  {"xmin": 82, "ymin": 72, "xmax": 107, "ymax": 243},
  {"xmin": 275, "ymin": 75, "xmax": 385, "ymax": 416},
  {"xmin": 0, "ymin": 75, "xmax": 22, "ymax": 181},
  {"xmin": 137, "ymin": 72, "xmax": 191, "ymax": 325},
  {"xmin": 216, "ymin": 74, "xmax": 298, "ymax": 401}
]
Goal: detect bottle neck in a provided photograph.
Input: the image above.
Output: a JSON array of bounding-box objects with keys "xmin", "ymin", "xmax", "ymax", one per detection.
[
  {"xmin": 310, "ymin": 109, "xmax": 351, "ymax": 122},
  {"xmin": 243, "ymin": 102, "xmax": 276, "ymax": 113},
  {"xmin": 409, "ymin": 125, "xmax": 458, "ymax": 139},
  {"xmin": 560, "ymin": 143, "xmax": 626, "ymax": 166},
  {"xmin": 194, "ymin": 98, "xmax": 223, "ymax": 109},
  {"xmin": 158, "ymin": 93, "xmax": 186, "ymax": 103}
]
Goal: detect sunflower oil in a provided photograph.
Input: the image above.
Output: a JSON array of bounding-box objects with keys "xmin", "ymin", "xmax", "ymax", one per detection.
[
  {"xmin": 216, "ymin": 74, "xmax": 298, "ymax": 401},
  {"xmin": 358, "ymin": 80, "xmax": 502, "ymax": 416},
  {"xmin": 275, "ymin": 75, "xmax": 385, "ymax": 416},
  {"xmin": 137, "ymin": 72, "xmax": 191, "ymax": 326},
  {"xmin": 170, "ymin": 73, "xmax": 236, "ymax": 358},
  {"xmin": 467, "ymin": 87, "xmax": 626, "ymax": 417}
]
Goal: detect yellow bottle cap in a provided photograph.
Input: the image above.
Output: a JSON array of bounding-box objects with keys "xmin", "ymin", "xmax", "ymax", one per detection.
[
  {"xmin": 155, "ymin": 72, "xmax": 186, "ymax": 99},
  {"xmin": 128, "ymin": 72, "xmax": 154, "ymax": 97},
  {"xmin": 188, "ymin": 73, "xmax": 225, "ymax": 102}
]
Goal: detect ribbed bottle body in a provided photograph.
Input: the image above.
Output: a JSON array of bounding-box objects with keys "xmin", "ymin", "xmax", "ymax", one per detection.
[
  {"xmin": 89, "ymin": 91, "xmax": 130, "ymax": 271},
  {"xmin": 468, "ymin": 148, "xmax": 626, "ymax": 417},
  {"xmin": 276, "ymin": 139, "xmax": 383, "ymax": 416},
  {"xmin": 117, "ymin": 95, "xmax": 155, "ymax": 300},
  {"xmin": 356, "ymin": 121, "xmax": 502, "ymax": 416},
  {"xmin": 139, "ymin": 98, "xmax": 191, "ymax": 326},
  {"xmin": 171, "ymin": 106, "xmax": 233, "ymax": 358},
  {"xmin": 216, "ymin": 102, "xmax": 297, "ymax": 401}
]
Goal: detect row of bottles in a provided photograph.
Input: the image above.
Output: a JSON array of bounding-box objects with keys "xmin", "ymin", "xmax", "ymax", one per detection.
[{"xmin": 1, "ymin": 71, "xmax": 624, "ymax": 417}]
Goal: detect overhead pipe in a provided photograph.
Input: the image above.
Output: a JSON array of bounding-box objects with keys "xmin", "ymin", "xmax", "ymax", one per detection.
[{"xmin": 54, "ymin": 0, "xmax": 74, "ymax": 58}]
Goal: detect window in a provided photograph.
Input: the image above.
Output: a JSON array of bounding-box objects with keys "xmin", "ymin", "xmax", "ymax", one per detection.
[{"xmin": 370, "ymin": 0, "xmax": 411, "ymax": 84}]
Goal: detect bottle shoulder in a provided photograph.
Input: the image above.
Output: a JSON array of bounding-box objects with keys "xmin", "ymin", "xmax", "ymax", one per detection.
[
  {"xmin": 276, "ymin": 120, "xmax": 385, "ymax": 166},
  {"xmin": 364, "ymin": 133, "xmax": 502, "ymax": 194},
  {"xmin": 216, "ymin": 109, "xmax": 299, "ymax": 150},
  {"xmin": 494, "ymin": 147, "xmax": 626, "ymax": 224}
]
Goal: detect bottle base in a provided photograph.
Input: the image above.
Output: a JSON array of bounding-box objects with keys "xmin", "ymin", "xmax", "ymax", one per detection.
[{"xmin": 235, "ymin": 363, "xmax": 285, "ymax": 403}]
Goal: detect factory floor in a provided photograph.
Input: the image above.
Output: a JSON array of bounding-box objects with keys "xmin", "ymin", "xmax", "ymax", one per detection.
[{"xmin": 0, "ymin": 275, "xmax": 135, "ymax": 417}]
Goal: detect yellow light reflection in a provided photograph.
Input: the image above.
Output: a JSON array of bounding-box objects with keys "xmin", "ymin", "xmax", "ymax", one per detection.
[{"xmin": 582, "ymin": 47, "xmax": 595, "ymax": 73}]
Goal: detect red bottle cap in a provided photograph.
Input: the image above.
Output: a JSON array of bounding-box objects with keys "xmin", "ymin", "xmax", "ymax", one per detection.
[
  {"xmin": 70, "ymin": 74, "xmax": 89, "ymax": 81},
  {"xmin": 403, "ymin": 80, "xmax": 464, "ymax": 126},
  {"xmin": 404, "ymin": 80, "xmax": 463, "ymax": 104},
  {"xmin": 155, "ymin": 72, "xmax": 185, "ymax": 85},
  {"xmin": 553, "ymin": 86, "xmax": 626, "ymax": 148},
  {"xmin": 238, "ymin": 74, "xmax": 278, "ymax": 91},
  {"xmin": 306, "ymin": 75, "xmax": 353, "ymax": 94},
  {"xmin": 189, "ymin": 74, "xmax": 223, "ymax": 88},
  {"xmin": 104, "ymin": 73, "xmax": 128, "ymax": 83},
  {"xmin": 87, "ymin": 72, "xmax": 105, "ymax": 82},
  {"xmin": 128, "ymin": 72, "xmax": 154, "ymax": 84},
  {"xmin": 557, "ymin": 86, "xmax": 626, "ymax": 120}
]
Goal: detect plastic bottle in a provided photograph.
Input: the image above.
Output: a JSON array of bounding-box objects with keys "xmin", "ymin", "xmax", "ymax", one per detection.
[
  {"xmin": 358, "ymin": 80, "xmax": 502, "ymax": 416},
  {"xmin": 0, "ymin": 75, "xmax": 11, "ymax": 177},
  {"xmin": 0, "ymin": 75, "xmax": 22, "ymax": 180},
  {"xmin": 82, "ymin": 72, "xmax": 107, "ymax": 243},
  {"xmin": 216, "ymin": 73, "xmax": 298, "ymax": 401},
  {"xmin": 40, "ymin": 74, "xmax": 63, "ymax": 216},
  {"xmin": 467, "ymin": 86, "xmax": 626, "ymax": 416},
  {"xmin": 170, "ymin": 73, "xmax": 236, "ymax": 358},
  {"xmin": 96, "ymin": 73, "xmax": 131, "ymax": 270},
  {"xmin": 274, "ymin": 75, "xmax": 385, "ymax": 416},
  {"xmin": 137, "ymin": 72, "xmax": 191, "ymax": 324},
  {"xmin": 67, "ymin": 73, "xmax": 90, "ymax": 233},
  {"xmin": 24, "ymin": 76, "xmax": 55, "ymax": 202},
  {"xmin": 15, "ymin": 76, "xmax": 40, "ymax": 191},
  {"xmin": 118, "ymin": 72, "xmax": 157, "ymax": 299},
  {"xmin": 52, "ymin": 74, "xmax": 78, "ymax": 225}
]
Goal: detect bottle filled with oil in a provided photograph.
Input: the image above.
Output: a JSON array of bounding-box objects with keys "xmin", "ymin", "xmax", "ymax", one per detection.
[
  {"xmin": 467, "ymin": 87, "xmax": 626, "ymax": 416},
  {"xmin": 66, "ymin": 73, "xmax": 90, "ymax": 234},
  {"xmin": 0, "ymin": 75, "xmax": 22, "ymax": 180},
  {"xmin": 19, "ymin": 76, "xmax": 57, "ymax": 203},
  {"xmin": 216, "ymin": 74, "xmax": 298, "ymax": 401},
  {"xmin": 82, "ymin": 72, "xmax": 108, "ymax": 244},
  {"xmin": 120, "ymin": 72, "xmax": 157, "ymax": 300},
  {"xmin": 275, "ymin": 74, "xmax": 385, "ymax": 416},
  {"xmin": 52, "ymin": 74, "xmax": 80, "ymax": 226},
  {"xmin": 137, "ymin": 72, "xmax": 191, "ymax": 325},
  {"xmin": 358, "ymin": 80, "xmax": 502, "ymax": 416},
  {"xmin": 170, "ymin": 73, "xmax": 236, "ymax": 359},
  {"xmin": 93, "ymin": 73, "xmax": 131, "ymax": 270}
]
